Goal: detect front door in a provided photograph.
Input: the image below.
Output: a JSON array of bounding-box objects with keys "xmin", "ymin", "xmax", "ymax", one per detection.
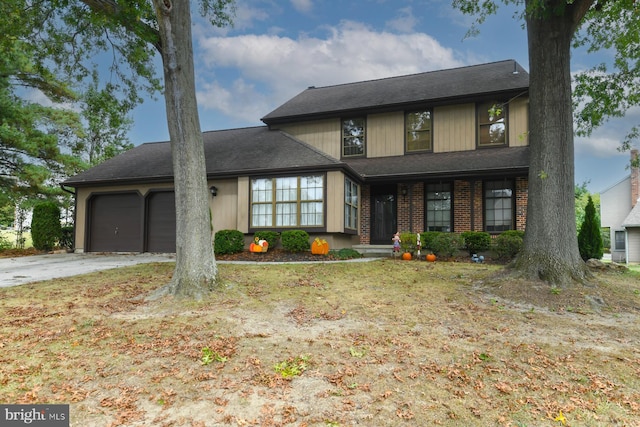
[{"xmin": 370, "ymin": 185, "xmax": 397, "ymax": 244}]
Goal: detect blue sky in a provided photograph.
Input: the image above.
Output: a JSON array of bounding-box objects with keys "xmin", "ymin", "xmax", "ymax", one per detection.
[{"xmin": 127, "ymin": 0, "xmax": 638, "ymax": 194}]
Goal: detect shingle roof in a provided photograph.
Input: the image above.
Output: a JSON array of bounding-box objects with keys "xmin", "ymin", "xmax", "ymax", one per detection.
[
  {"xmin": 344, "ymin": 146, "xmax": 529, "ymax": 181},
  {"xmin": 622, "ymin": 202, "xmax": 640, "ymax": 227},
  {"xmin": 262, "ymin": 60, "xmax": 529, "ymax": 124},
  {"xmin": 63, "ymin": 126, "xmax": 344, "ymax": 187}
]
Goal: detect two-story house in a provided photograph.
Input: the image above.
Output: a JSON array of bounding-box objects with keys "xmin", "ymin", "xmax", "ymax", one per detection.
[
  {"xmin": 600, "ymin": 149, "xmax": 640, "ymax": 263},
  {"xmin": 62, "ymin": 60, "xmax": 530, "ymax": 253}
]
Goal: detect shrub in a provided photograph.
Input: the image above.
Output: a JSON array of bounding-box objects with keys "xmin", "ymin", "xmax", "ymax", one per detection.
[
  {"xmin": 330, "ymin": 248, "xmax": 363, "ymax": 260},
  {"xmin": 431, "ymin": 232, "xmax": 462, "ymax": 258},
  {"xmin": 60, "ymin": 226, "xmax": 74, "ymax": 251},
  {"xmin": 281, "ymin": 230, "xmax": 310, "ymax": 252},
  {"xmin": 214, "ymin": 229, "xmax": 245, "ymax": 255},
  {"xmin": 420, "ymin": 231, "xmax": 441, "ymax": 252},
  {"xmin": 494, "ymin": 231, "xmax": 524, "ymax": 260},
  {"xmin": 578, "ymin": 196, "xmax": 603, "ymax": 261},
  {"xmin": 253, "ymin": 231, "xmax": 280, "ymax": 249},
  {"xmin": 461, "ymin": 231, "xmax": 491, "ymax": 255},
  {"xmin": 399, "ymin": 231, "xmax": 417, "ymax": 253},
  {"xmin": 31, "ymin": 201, "xmax": 62, "ymax": 251},
  {"xmin": 0, "ymin": 233, "xmax": 12, "ymax": 250}
]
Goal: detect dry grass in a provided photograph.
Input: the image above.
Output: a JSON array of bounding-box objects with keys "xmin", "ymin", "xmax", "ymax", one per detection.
[{"xmin": 1, "ymin": 260, "xmax": 639, "ymax": 426}]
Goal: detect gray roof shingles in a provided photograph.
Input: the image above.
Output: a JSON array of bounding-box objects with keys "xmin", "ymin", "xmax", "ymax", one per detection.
[
  {"xmin": 63, "ymin": 60, "xmax": 530, "ymax": 188},
  {"xmin": 63, "ymin": 127, "xmax": 343, "ymax": 187},
  {"xmin": 262, "ymin": 60, "xmax": 528, "ymax": 123}
]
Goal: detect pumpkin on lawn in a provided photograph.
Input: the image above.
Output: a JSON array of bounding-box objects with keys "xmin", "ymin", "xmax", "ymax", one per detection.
[
  {"xmin": 426, "ymin": 253, "xmax": 436, "ymax": 262},
  {"xmin": 311, "ymin": 237, "xmax": 329, "ymax": 255},
  {"xmin": 402, "ymin": 252, "xmax": 412, "ymax": 261}
]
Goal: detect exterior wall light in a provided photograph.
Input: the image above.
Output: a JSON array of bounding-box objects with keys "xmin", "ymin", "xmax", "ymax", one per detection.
[{"xmin": 209, "ymin": 186, "xmax": 218, "ymax": 197}]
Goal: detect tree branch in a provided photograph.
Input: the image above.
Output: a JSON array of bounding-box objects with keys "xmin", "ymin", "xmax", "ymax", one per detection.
[{"xmin": 79, "ymin": 0, "xmax": 163, "ymax": 53}]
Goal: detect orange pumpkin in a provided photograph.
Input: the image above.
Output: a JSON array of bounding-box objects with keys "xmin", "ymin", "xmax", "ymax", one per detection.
[
  {"xmin": 311, "ymin": 238, "xmax": 329, "ymax": 255},
  {"xmin": 426, "ymin": 253, "xmax": 436, "ymax": 262},
  {"xmin": 402, "ymin": 252, "xmax": 412, "ymax": 261}
]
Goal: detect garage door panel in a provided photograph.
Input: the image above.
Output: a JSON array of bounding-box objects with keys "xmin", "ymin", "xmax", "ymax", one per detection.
[
  {"xmin": 88, "ymin": 193, "xmax": 143, "ymax": 252},
  {"xmin": 146, "ymin": 191, "xmax": 176, "ymax": 253}
]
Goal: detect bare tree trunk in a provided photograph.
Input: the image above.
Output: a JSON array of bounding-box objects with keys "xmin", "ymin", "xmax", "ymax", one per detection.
[
  {"xmin": 151, "ymin": 0, "xmax": 217, "ymax": 299},
  {"xmin": 512, "ymin": 0, "xmax": 592, "ymax": 286}
]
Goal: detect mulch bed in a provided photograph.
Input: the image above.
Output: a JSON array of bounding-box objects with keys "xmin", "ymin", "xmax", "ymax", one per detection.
[{"xmin": 215, "ymin": 248, "xmax": 345, "ymax": 262}]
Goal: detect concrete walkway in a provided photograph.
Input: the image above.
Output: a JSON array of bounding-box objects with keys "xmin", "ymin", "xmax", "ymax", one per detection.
[
  {"xmin": 0, "ymin": 252, "xmax": 379, "ymax": 288},
  {"xmin": 0, "ymin": 252, "xmax": 175, "ymax": 288}
]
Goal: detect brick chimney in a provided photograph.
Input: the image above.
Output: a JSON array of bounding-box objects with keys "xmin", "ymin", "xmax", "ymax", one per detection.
[{"xmin": 632, "ymin": 149, "xmax": 639, "ymax": 208}]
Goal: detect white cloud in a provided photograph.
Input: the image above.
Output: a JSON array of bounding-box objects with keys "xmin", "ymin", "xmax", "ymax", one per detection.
[
  {"xmin": 195, "ymin": 21, "xmax": 464, "ymax": 123},
  {"xmin": 385, "ymin": 6, "xmax": 418, "ymax": 34},
  {"xmin": 290, "ymin": 0, "xmax": 313, "ymax": 14}
]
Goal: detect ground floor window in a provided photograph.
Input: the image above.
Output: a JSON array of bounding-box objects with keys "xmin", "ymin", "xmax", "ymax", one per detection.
[
  {"xmin": 484, "ymin": 180, "xmax": 513, "ymax": 232},
  {"xmin": 345, "ymin": 178, "xmax": 359, "ymax": 230},
  {"xmin": 426, "ymin": 182, "xmax": 451, "ymax": 231},
  {"xmin": 614, "ymin": 230, "xmax": 625, "ymax": 250},
  {"xmin": 251, "ymin": 175, "xmax": 324, "ymax": 228}
]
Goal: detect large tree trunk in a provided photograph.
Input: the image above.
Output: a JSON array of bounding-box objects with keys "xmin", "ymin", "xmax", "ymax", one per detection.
[
  {"xmin": 512, "ymin": 0, "xmax": 593, "ymax": 286},
  {"xmin": 152, "ymin": 0, "xmax": 217, "ymax": 298}
]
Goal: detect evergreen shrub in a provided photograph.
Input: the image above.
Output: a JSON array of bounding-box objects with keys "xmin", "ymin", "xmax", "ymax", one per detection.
[
  {"xmin": 578, "ymin": 196, "xmax": 603, "ymax": 261},
  {"xmin": 494, "ymin": 230, "xmax": 524, "ymax": 260},
  {"xmin": 461, "ymin": 231, "xmax": 491, "ymax": 255},
  {"xmin": 214, "ymin": 229, "xmax": 245, "ymax": 255},
  {"xmin": 31, "ymin": 202, "xmax": 62, "ymax": 251},
  {"xmin": 281, "ymin": 230, "xmax": 310, "ymax": 252}
]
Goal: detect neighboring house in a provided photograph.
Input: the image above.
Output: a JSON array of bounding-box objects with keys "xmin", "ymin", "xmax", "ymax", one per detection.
[
  {"xmin": 601, "ymin": 149, "xmax": 639, "ymax": 263},
  {"xmin": 62, "ymin": 60, "xmax": 530, "ymax": 254}
]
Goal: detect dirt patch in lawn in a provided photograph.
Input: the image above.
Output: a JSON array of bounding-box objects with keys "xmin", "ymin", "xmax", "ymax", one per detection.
[{"xmin": 0, "ymin": 260, "xmax": 639, "ymax": 426}]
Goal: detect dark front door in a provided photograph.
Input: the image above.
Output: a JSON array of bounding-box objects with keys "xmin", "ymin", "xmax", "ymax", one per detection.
[{"xmin": 370, "ymin": 186, "xmax": 397, "ymax": 244}]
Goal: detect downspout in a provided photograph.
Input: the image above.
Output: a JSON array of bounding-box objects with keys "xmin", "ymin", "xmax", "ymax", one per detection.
[{"xmin": 60, "ymin": 184, "xmax": 77, "ymax": 252}]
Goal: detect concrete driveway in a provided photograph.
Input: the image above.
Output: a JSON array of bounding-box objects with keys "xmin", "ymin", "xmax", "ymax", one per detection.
[{"xmin": 0, "ymin": 252, "xmax": 175, "ymax": 288}]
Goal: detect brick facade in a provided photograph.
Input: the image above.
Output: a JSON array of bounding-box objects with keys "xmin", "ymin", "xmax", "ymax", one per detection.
[{"xmin": 359, "ymin": 177, "xmax": 528, "ymax": 243}]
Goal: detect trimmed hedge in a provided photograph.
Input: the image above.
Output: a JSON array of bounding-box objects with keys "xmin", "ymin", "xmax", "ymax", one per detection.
[
  {"xmin": 494, "ymin": 230, "xmax": 524, "ymax": 260},
  {"xmin": 281, "ymin": 230, "xmax": 310, "ymax": 252},
  {"xmin": 31, "ymin": 202, "xmax": 62, "ymax": 251},
  {"xmin": 214, "ymin": 229, "xmax": 245, "ymax": 255},
  {"xmin": 461, "ymin": 231, "xmax": 491, "ymax": 255}
]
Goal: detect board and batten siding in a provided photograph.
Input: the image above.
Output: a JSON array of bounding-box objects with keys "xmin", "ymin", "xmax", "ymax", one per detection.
[
  {"xmin": 278, "ymin": 98, "xmax": 529, "ymax": 159},
  {"xmin": 433, "ymin": 103, "xmax": 476, "ymax": 152},
  {"xmin": 278, "ymin": 119, "xmax": 341, "ymax": 159},
  {"xmin": 326, "ymin": 171, "xmax": 347, "ymax": 232}
]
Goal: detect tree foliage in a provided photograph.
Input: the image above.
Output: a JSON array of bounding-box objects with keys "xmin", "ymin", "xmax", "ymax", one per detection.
[{"xmin": 577, "ymin": 195, "xmax": 604, "ymax": 260}]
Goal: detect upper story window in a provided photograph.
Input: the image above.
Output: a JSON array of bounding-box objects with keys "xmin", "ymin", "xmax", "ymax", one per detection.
[
  {"xmin": 251, "ymin": 175, "xmax": 324, "ymax": 228},
  {"xmin": 344, "ymin": 178, "xmax": 359, "ymax": 230},
  {"xmin": 477, "ymin": 101, "xmax": 507, "ymax": 147},
  {"xmin": 342, "ymin": 118, "xmax": 365, "ymax": 157},
  {"xmin": 406, "ymin": 110, "xmax": 433, "ymax": 152}
]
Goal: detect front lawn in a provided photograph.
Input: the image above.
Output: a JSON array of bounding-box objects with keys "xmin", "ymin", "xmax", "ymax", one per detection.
[{"xmin": 0, "ymin": 260, "xmax": 638, "ymax": 426}]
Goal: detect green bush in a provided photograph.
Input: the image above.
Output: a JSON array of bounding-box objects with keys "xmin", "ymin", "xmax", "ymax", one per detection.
[
  {"xmin": 578, "ymin": 196, "xmax": 603, "ymax": 261},
  {"xmin": 399, "ymin": 231, "xmax": 417, "ymax": 253},
  {"xmin": 420, "ymin": 231, "xmax": 441, "ymax": 251},
  {"xmin": 330, "ymin": 248, "xmax": 363, "ymax": 260},
  {"xmin": 431, "ymin": 232, "xmax": 462, "ymax": 258},
  {"xmin": 0, "ymin": 233, "xmax": 12, "ymax": 250},
  {"xmin": 253, "ymin": 231, "xmax": 280, "ymax": 249},
  {"xmin": 461, "ymin": 231, "xmax": 491, "ymax": 255},
  {"xmin": 31, "ymin": 201, "xmax": 62, "ymax": 251},
  {"xmin": 214, "ymin": 229, "xmax": 245, "ymax": 255},
  {"xmin": 60, "ymin": 225, "xmax": 74, "ymax": 251},
  {"xmin": 281, "ymin": 230, "xmax": 310, "ymax": 252},
  {"xmin": 494, "ymin": 230, "xmax": 524, "ymax": 260}
]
